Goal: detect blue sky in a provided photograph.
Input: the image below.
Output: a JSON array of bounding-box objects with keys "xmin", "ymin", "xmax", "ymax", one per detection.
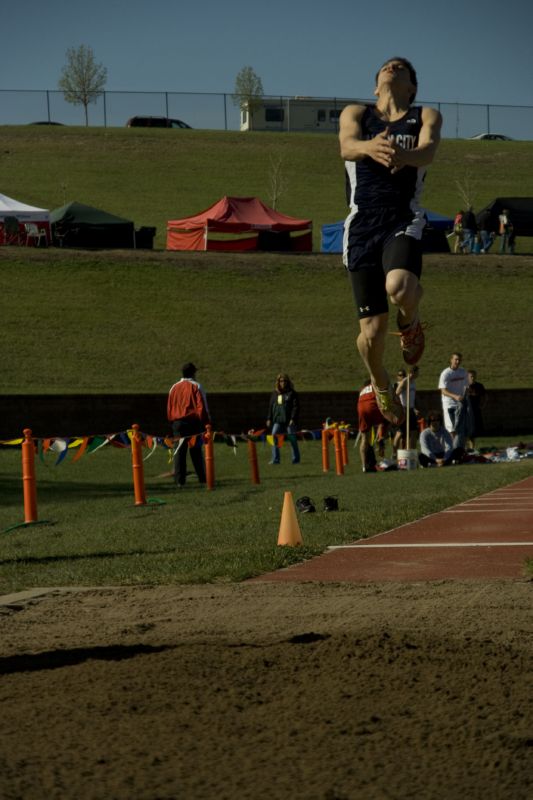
[
  {"xmin": 2, "ymin": 0, "xmax": 533, "ymax": 133},
  {"xmin": 2, "ymin": 0, "xmax": 532, "ymax": 103}
]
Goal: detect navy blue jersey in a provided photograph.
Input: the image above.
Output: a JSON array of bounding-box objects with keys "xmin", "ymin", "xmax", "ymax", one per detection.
[{"xmin": 345, "ymin": 105, "xmax": 426, "ymax": 210}]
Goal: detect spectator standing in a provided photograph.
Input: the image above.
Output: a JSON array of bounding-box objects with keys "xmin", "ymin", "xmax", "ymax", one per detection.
[
  {"xmin": 472, "ymin": 233, "xmax": 482, "ymax": 254},
  {"xmin": 499, "ymin": 209, "xmax": 515, "ymax": 254},
  {"xmin": 394, "ymin": 364, "xmax": 420, "ymax": 450},
  {"xmin": 391, "ymin": 368, "xmax": 405, "ymax": 459},
  {"xmin": 477, "ymin": 209, "xmax": 495, "ymax": 253},
  {"xmin": 167, "ymin": 362, "xmax": 210, "ymax": 486},
  {"xmin": 438, "ymin": 352, "xmax": 470, "ymax": 449},
  {"xmin": 453, "ymin": 210, "xmax": 464, "ymax": 254},
  {"xmin": 467, "ymin": 369, "xmax": 487, "ymax": 449},
  {"xmin": 266, "ymin": 374, "xmax": 300, "ymax": 464},
  {"xmin": 461, "ymin": 206, "xmax": 477, "ymax": 253}
]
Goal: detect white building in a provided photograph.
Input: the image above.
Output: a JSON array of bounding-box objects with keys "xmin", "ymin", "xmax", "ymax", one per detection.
[{"xmin": 240, "ymin": 97, "xmax": 364, "ymax": 133}]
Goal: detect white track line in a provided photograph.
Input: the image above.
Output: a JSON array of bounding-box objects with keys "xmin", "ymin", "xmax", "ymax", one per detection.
[
  {"xmin": 328, "ymin": 542, "xmax": 533, "ymax": 549},
  {"xmin": 483, "ymin": 491, "xmax": 533, "ymax": 494},
  {"xmin": 483, "ymin": 490, "xmax": 533, "ymax": 495},
  {"xmin": 443, "ymin": 508, "xmax": 533, "ymax": 513},
  {"xmin": 343, "ymin": 478, "xmax": 533, "ymax": 544},
  {"xmin": 461, "ymin": 496, "xmax": 533, "ymax": 500},
  {"xmin": 462, "ymin": 496, "xmax": 533, "ymax": 500}
]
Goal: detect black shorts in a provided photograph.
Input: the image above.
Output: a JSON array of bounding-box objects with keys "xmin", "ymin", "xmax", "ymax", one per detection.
[{"xmin": 345, "ymin": 207, "xmax": 424, "ymax": 319}]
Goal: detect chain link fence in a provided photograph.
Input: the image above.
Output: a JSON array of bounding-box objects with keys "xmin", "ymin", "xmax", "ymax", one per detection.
[{"xmin": 1, "ymin": 89, "xmax": 532, "ymax": 140}]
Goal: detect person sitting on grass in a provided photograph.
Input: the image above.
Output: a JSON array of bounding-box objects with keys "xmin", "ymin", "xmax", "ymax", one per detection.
[{"xmin": 419, "ymin": 410, "xmax": 464, "ymax": 468}]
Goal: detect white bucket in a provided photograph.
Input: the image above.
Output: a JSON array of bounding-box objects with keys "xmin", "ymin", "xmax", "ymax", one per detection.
[{"xmin": 397, "ymin": 449, "xmax": 418, "ymax": 470}]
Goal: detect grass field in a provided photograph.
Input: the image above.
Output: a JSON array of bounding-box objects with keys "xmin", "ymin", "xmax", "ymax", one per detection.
[
  {"xmin": 2, "ymin": 126, "xmax": 533, "ymax": 393},
  {"xmin": 3, "ymin": 126, "xmax": 533, "ymax": 250},
  {"xmin": 1, "ymin": 436, "xmax": 532, "ymax": 593},
  {"xmin": 1, "ymin": 248, "xmax": 532, "ymax": 392}
]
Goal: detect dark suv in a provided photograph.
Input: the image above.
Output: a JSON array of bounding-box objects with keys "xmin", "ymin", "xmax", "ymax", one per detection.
[{"xmin": 126, "ymin": 116, "xmax": 192, "ymax": 129}]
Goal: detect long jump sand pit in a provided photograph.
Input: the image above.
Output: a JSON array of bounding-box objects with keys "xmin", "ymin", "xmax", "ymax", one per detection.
[{"xmin": 1, "ymin": 580, "xmax": 531, "ymax": 799}]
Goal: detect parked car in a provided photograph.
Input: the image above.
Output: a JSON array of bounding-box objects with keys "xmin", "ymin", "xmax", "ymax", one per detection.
[
  {"xmin": 126, "ymin": 116, "xmax": 192, "ymax": 129},
  {"xmin": 469, "ymin": 133, "xmax": 513, "ymax": 141}
]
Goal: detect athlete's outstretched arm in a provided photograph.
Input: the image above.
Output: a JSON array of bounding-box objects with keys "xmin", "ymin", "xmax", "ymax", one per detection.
[
  {"xmin": 391, "ymin": 107, "xmax": 442, "ymax": 170},
  {"xmin": 339, "ymin": 104, "xmax": 396, "ymax": 168}
]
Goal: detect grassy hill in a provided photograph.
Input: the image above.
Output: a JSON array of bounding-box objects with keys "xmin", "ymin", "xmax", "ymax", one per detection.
[
  {"xmin": 3, "ymin": 126, "xmax": 533, "ymax": 249},
  {"xmin": 1, "ymin": 247, "xmax": 532, "ymax": 393},
  {"xmin": 1, "ymin": 126, "xmax": 533, "ymax": 393}
]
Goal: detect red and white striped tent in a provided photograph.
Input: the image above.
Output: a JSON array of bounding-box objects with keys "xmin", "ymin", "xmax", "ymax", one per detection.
[{"xmin": 0, "ymin": 192, "xmax": 51, "ymax": 245}]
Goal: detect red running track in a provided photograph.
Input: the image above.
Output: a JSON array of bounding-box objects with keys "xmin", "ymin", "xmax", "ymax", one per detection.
[{"xmin": 256, "ymin": 476, "xmax": 533, "ymax": 582}]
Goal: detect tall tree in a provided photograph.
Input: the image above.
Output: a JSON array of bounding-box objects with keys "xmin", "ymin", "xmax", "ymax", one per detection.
[
  {"xmin": 232, "ymin": 66, "xmax": 264, "ymax": 130},
  {"xmin": 58, "ymin": 45, "xmax": 107, "ymax": 126}
]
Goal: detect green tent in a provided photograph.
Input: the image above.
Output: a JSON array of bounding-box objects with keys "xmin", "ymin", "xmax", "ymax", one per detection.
[
  {"xmin": 50, "ymin": 201, "xmax": 135, "ymax": 248},
  {"xmin": 476, "ymin": 197, "xmax": 533, "ymax": 237}
]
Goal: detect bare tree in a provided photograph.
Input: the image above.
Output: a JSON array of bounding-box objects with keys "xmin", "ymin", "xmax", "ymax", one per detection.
[
  {"xmin": 268, "ymin": 151, "xmax": 288, "ymax": 210},
  {"xmin": 455, "ymin": 171, "xmax": 476, "ymax": 210},
  {"xmin": 232, "ymin": 66, "xmax": 264, "ymax": 131},
  {"xmin": 58, "ymin": 45, "xmax": 107, "ymax": 126}
]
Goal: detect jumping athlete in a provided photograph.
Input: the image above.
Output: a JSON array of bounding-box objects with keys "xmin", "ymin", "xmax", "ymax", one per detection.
[{"xmin": 339, "ymin": 57, "xmax": 442, "ymax": 425}]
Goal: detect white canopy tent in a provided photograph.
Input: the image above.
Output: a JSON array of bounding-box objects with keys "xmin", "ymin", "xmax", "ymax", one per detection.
[{"xmin": 0, "ymin": 192, "xmax": 50, "ymax": 245}]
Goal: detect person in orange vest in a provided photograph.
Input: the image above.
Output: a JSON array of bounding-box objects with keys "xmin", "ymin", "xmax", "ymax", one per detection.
[{"xmin": 167, "ymin": 362, "xmax": 210, "ymax": 486}]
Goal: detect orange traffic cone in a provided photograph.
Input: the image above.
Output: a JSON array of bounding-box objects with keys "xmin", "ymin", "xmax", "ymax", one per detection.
[{"xmin": 277, "ymin": 491, "xmax": 303, "ymax": 547}]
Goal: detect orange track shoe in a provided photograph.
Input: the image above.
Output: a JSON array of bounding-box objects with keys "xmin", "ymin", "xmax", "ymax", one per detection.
[{"xmin": 394, "ymin": 318, "xmax": 428, "ymax": 365}]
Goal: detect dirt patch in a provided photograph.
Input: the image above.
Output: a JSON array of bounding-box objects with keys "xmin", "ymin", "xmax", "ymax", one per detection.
[{"xmin": 0, "ymin": 581, "xmax": 531, "ymax": 800}]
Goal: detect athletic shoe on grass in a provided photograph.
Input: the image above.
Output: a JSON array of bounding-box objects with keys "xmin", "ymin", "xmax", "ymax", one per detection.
[
  {"xmin": 393, "ymin": 317, "xmax": 427, "ymax": 365},
  {"xmin": 372, "ymin": 382, "xmax": 405, "ymax": 426}
]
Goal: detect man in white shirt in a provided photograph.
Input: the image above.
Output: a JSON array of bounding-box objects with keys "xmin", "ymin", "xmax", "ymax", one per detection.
[{"xmin": 438, "ymin": 352, "xmax": 469, "ymax": 448}]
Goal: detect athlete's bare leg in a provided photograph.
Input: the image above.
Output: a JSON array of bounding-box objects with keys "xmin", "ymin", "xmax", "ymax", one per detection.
[
  {"xmin": 357, "ymin": 313, "xmax": 389, "ymax": 389},
  {"xmin": 359, "ymin": 431, "xmax": 369, "ymax": 468},
  {"xmin": 357, "ymin": 312, "xmax": 406, "ymax": 425},
  {"xmin": 386, "ymin": 268, "xmax": 426, "ymax": 364},
  {"xmin": 386, "ymin": 268, "xmax": 422, "ymax": 327}
]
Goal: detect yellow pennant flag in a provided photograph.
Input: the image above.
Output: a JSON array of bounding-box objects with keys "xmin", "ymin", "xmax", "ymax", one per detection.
[{"xmin": 72, "ymin": 437, "xmax": 90, "ymax": 463}]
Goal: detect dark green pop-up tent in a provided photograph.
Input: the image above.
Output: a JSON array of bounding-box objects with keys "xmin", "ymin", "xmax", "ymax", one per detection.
[
  {"xmin": 476, "ymin": 197, "xmax": 533, "ymax": 236},
  {"xmin": 50, "ymin": 201, "xmax": 136, "ymax": 248}
]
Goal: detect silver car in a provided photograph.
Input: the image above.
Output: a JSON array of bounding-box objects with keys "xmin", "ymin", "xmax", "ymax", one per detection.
[{"xmin": 469, "ymin": 133, "xmax": 513, "ymax": 141}]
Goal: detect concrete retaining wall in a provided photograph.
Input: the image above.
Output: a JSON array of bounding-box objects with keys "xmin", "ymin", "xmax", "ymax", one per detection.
[{"xmin": 1, "ymin": 389, "xmax": 531, "ymax": 438}]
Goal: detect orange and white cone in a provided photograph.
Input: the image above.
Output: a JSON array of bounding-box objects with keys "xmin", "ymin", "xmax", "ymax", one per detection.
[{"xmin": 277, "ymin": 491, "xmax": 303, "ymax": 546}]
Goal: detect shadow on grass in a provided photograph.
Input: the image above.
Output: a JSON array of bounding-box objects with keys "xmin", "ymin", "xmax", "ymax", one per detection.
[
  {"xmin": 0, "ymin": 547, "xmax": 178, "ymax": 567},
  {"xmin": 0, "ymin": 643, "xmax": 174, "ymax": 674},
  {"xmin": 0, "ymin": 476, "xmax": 134, "ymax": 503},
  {"xmin": 0, "ymin": 474, "xmax": 221, "ymax": 501}
]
